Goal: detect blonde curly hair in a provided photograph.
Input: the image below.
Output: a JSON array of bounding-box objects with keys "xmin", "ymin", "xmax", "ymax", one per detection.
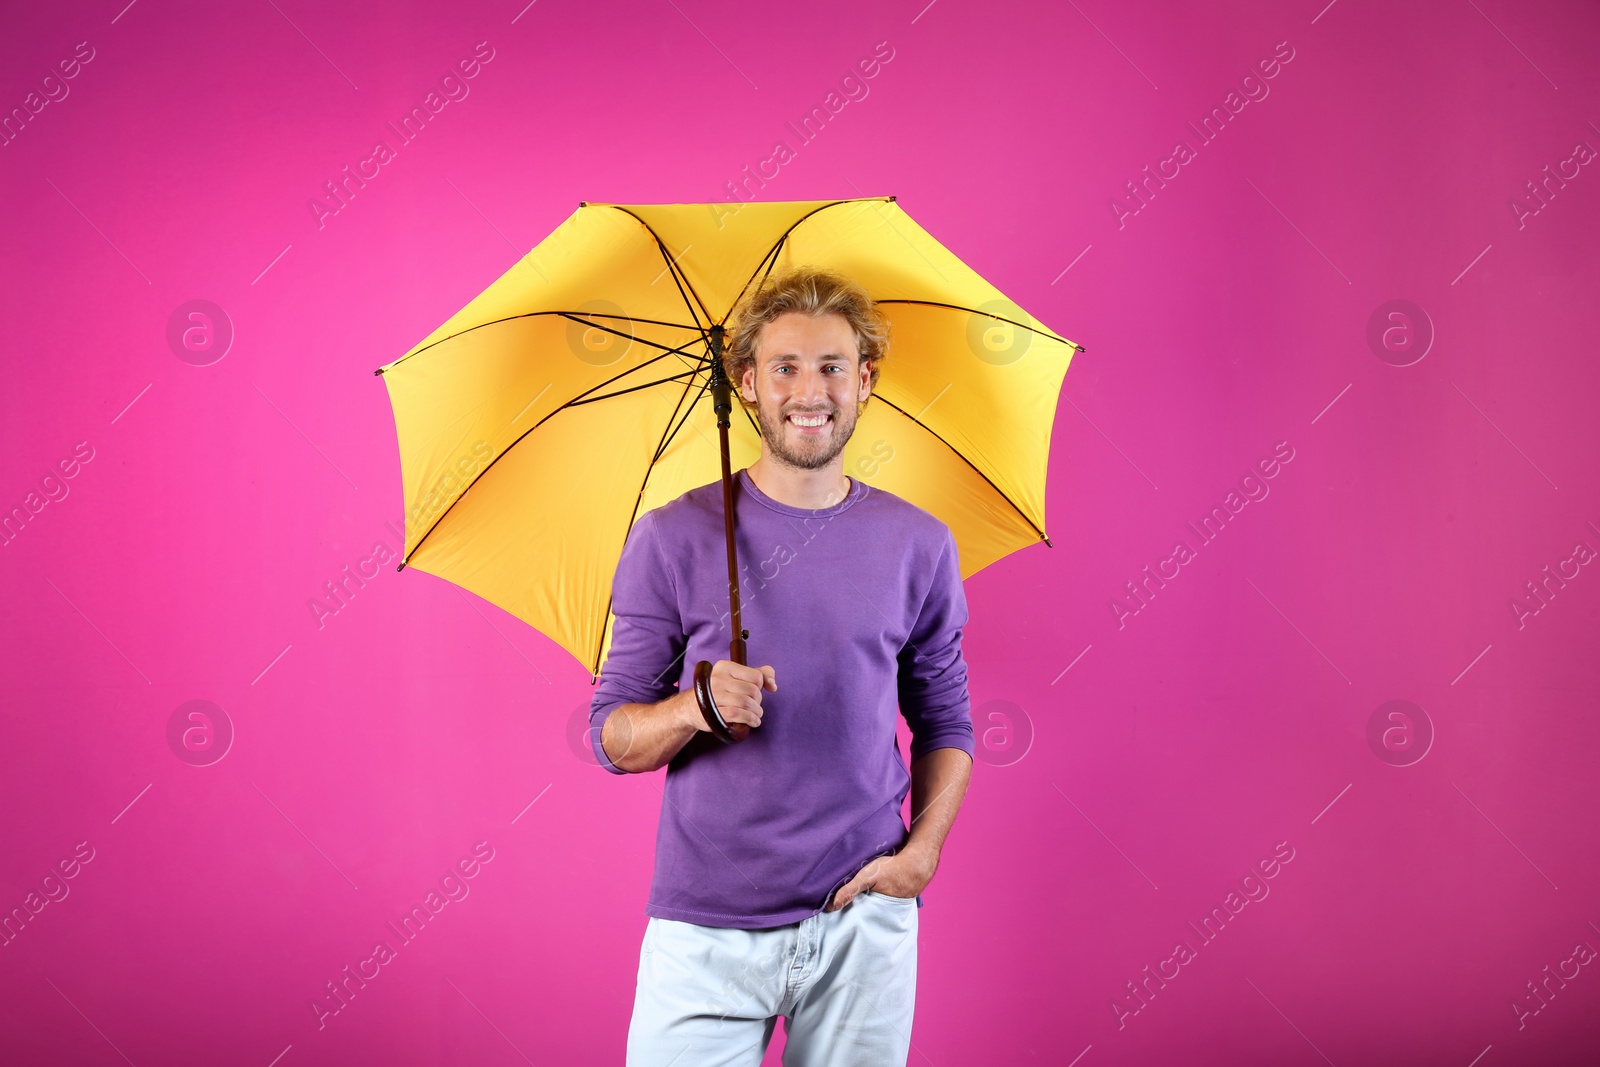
[{"xmin": 724, "ymin": 266, "xmax": 889, "ymax": 411}]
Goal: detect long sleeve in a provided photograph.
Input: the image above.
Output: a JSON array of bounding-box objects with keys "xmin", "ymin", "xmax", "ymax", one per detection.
[
  {"xmin": 897, "ymin": 524, "xmax": 975, "ymax": 761},
  {"xmin": 588, "ymin": 510, "xmax": 687, "ymax": 774}
]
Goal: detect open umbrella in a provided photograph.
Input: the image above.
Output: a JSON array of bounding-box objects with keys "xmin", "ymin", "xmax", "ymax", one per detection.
[{"xmin": 375, "ymin": 196, "xmax": 1083, "ymax": 741}]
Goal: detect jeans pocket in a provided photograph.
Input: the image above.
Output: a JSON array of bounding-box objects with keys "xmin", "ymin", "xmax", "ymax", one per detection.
[{"xmin": 867, "ymin": 889, "xmax": 918, "ymax": 904}]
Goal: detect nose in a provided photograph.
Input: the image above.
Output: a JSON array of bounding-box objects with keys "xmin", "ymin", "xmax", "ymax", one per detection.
[{"xmin": 792, "ymin": 365, "xmax": 828, "ymax": 405}]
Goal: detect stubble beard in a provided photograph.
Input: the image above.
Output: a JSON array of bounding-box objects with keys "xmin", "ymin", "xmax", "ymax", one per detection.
[{"xmin": 754, "ymin": 397, "xmax": 858, "ymax": 472}]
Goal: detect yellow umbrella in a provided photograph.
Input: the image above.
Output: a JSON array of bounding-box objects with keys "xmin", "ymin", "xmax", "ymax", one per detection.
[{"xmin": 374, "ymin": 196, "xmax": 1083, "ymax": 727}]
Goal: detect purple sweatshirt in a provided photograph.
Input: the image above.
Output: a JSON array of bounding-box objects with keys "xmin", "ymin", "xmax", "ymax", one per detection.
[{"xmin": 589, "ymin": 466, "xmax": 975, "ymax": 929}]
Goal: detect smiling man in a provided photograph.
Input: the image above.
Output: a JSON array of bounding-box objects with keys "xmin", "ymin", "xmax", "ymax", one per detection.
[{"xmin": 589, "ymin": 266, "xmax": 974, "ymax": 1066}]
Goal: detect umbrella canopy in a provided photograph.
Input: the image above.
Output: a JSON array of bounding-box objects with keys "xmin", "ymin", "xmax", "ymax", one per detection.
[{"xmin": 375, "ymin": 196, "xmax": 1082, "ymax": 680}]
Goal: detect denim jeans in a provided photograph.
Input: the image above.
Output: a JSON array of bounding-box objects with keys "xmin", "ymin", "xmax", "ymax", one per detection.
[{"xmin": 625, "ymin": 889, "xmax": 919, "ymax": 1066}]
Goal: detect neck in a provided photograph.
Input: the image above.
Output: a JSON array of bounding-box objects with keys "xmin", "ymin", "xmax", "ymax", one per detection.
[{"xmin": 746, "ymin": 456, "xmax": 852, "ymax": 510}]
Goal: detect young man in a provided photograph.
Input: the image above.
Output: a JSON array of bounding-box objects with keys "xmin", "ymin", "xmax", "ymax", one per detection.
[{"xmin": 589, "ymin": 266, "xmax": 974, "ymax": 1066}]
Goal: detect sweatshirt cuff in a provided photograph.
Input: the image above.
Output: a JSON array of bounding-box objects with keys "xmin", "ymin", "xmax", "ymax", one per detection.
[
  {"xmin": 590, "ymin": 704, "xmax": 630, "ymax": 775},
  {"xmin": 909, "ymin": 726, "xmax": 976, "ymax": 763}
]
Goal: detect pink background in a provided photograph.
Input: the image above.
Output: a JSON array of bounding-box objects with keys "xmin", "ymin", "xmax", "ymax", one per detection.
[{"xmin": 3, "ymin": 0, "xmax": 1598, "ymax": 1063}]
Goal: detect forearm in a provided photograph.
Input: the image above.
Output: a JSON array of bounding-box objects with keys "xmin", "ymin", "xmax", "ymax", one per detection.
[
  {"xmin": 904, "ymin": 746, "xmax": 972, "ymax": 859},
  {"xmin": 601, "ymin": 689, "xmax": 701, "ymax": 773}
]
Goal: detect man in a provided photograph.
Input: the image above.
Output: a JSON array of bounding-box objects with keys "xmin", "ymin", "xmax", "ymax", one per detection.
[{"xmin": 589, "ymin": 266, "xmax": 974, "ymax": 1066}]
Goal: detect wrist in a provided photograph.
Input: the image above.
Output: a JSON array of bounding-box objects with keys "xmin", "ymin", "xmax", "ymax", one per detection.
[
  {"xmin": 899, "ymin": 838, "xmax": 938, "ymax": 866},
  {"xmin": 678, "ymin": 688, "xmax": 706, "ymax": 732}
]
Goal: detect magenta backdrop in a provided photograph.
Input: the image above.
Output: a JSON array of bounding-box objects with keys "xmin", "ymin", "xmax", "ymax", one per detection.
[{"xmin": 3, "ymin": 0, "xmax": 1599, "ymax": 1064}]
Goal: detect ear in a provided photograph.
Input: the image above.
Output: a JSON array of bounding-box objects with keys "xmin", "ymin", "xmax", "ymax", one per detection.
[
  {"xmin": 739, "ymin": 363, "xmax": 756, "ymax": 403},
  {"xmin": 857, "ymin": 358, "xmax": 873, "ymax": 402}
]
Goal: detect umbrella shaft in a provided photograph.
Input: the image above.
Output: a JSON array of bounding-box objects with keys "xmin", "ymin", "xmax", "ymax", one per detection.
[{"xmin": 708, "ymin": 331, "xmax": 747, "ymax": 668}]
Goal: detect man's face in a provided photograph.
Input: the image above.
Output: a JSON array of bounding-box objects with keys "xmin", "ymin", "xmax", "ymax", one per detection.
[{"xmin": 739, "ymin": 311, "xmax": 872, "ymax": 472}]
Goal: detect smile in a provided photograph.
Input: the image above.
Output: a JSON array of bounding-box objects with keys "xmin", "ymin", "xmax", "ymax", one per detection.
[{"xmin": 787, "ymin": 412, "xmax": 831, "ymax": 429}]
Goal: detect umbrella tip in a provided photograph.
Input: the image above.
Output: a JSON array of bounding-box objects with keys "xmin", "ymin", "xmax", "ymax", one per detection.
[
  {"xmin": 579, "ymin": 200, "xmax": 588, "ymax": 207},
  {"xmin": 373, "ymin": 367, "xmax": 384, "ymax": 376},
  {"xmin": 1044, "ymin": 536, "xmax": 1054, "ymax": 548},
  {"xmin": 396, "ymin": 561, "xmax": 407, "ymax": 573},
  {"xmin": 889, "ymin": 195, "xmax": 897, "ymax": 202}
]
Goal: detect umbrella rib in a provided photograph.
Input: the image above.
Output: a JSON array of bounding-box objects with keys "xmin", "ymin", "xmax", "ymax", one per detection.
[
  {"xmin": 873, "ymin": 299, "xmax": 1084, "ymax": 351},
  {"xmin": 573, "ymin": 311, "xmax": 704, "ymax": 330},
  {"xmin": 651, "ymin": 366, "xmax": 716, "ymax": 467},
  {"xmin": 561, "ymin": 311, "xmax": 711, "ymax": 368},
  {"xmin": 400, "ymin": 343, "xmax": 710, "ymax": 570},
  {"xmin": 375, "ymin": 310, "xmax": 709, "ymax": 375},
  {"xmin": 721, "ymin": 196, "xmax": 893, "ymax": 324},
  {"xmin": 592, "ymin": 370, "xmax": 711, "ymax": 678},
  {"xmin": 736, "ymin": 391, "xmax": 763, "ymax": 438},
  {"xmin": 559, "ymin": 314, "xmax": 706, "ymax": 376},
  {"xmin": 724, "ymin": 234, "xmax": 788, "ymax": 324},
  {"xmin": 597, "ymin": 205, "xmax": 715, "ymax": 333},
  {"xmin": 872, "ymin": 393, "xmax": 1050, "ymax": 545},
  {"xmin": 563, "ymin": 339, "xmax": 707, "ymax": 407},
  {"xmin": 568, "ymin": 367, "xmax": 705, "ymax": 407}
]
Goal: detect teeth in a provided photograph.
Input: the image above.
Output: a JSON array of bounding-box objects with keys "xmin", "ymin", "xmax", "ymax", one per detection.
[{"xmin": 788, "ymin": 413, "xmax": 829, "ymax": 427}]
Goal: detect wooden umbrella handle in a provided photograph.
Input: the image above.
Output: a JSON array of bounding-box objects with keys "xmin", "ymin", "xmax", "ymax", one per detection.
[{"xmin": 694, "ymin": 659, "xmax": 750, "ymax": 744}]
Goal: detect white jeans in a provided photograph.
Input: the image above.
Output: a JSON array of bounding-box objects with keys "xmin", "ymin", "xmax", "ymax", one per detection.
[{"xmin": 625, "ymin": 890, "xmax": 919, "ymax": 1066}]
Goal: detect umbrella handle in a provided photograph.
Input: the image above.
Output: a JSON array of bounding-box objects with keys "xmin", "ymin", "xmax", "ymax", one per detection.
[{"xmin": 694, "ymin": 659, "xmax": 751, "ymax": 744}]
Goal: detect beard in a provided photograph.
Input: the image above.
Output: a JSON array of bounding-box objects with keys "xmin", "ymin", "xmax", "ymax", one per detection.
[{"xmin": 752, "ymin": 396, "xmax": 859, "ymax": 471}]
